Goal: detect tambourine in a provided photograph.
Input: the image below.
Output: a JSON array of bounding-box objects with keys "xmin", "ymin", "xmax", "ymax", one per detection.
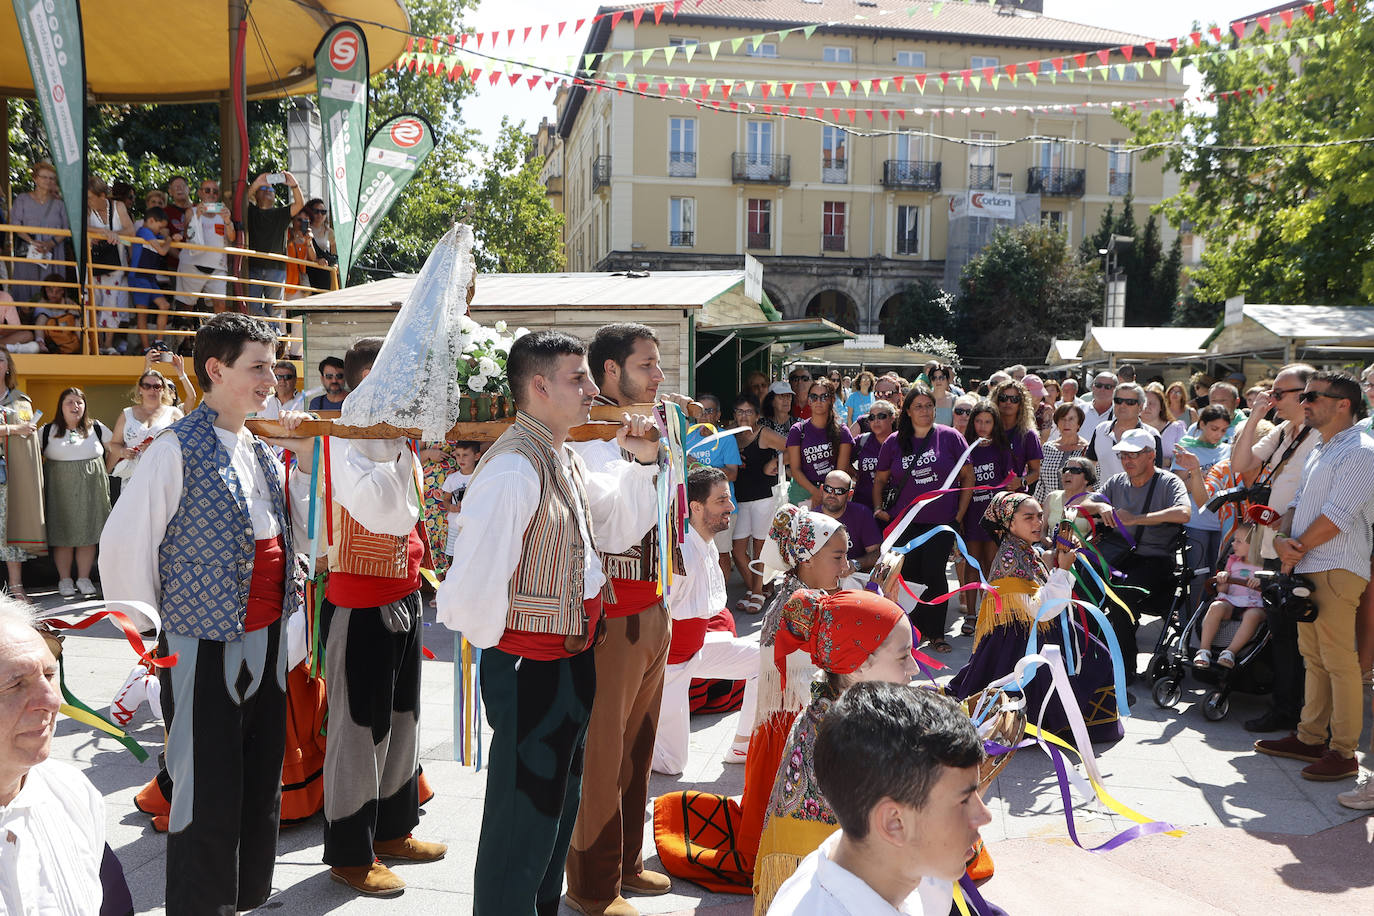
[
  {"xmin": 867, "ymin": 551, "xmax": 907, "ymax": 604},
  {"xmin": 963, "ymin": 687, "xmax": 1028, "ymax": 789}
]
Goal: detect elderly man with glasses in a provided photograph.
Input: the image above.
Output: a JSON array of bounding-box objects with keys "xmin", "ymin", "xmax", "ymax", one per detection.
[
  {"xmin": 175, "ymin": 178, "xmax": 236, "ymax": 314},
  {"xmin": 1086, "ymin": 382, "xmax": 1162, "ymax": 482},
  {"xmin": 1081, "ymin": 371, "xmax": 1118, "ymax": 434}
]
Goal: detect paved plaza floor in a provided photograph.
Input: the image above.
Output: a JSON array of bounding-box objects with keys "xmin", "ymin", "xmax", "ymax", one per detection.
[{"xmin": 38, "ymin": 576, "xmax": 1374, "ymax": 915}]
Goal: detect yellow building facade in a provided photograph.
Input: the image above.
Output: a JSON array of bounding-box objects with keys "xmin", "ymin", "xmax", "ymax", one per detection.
[{"xmin": 550, "ymin": 0, "xmax": 1183, "ymax": 335}]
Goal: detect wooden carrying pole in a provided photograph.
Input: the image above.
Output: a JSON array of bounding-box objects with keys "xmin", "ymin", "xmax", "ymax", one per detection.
[{"xmin": 244, "ymin": 403, "xmax": 698, "ymax": 443}]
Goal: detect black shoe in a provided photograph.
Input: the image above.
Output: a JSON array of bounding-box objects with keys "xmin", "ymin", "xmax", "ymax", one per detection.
[{"xmin": 1244, "ymin": 710, "xmax": 1298, "ymax": 733}]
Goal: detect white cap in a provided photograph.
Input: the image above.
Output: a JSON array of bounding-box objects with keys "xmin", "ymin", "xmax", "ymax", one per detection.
[
  {"xmin": 769, "ymin": 381, "xmax": 793, "ymax": 396},
  {"xmin": 1112, "ymin": 428, "xmax": 1156, "ymax": 453}
]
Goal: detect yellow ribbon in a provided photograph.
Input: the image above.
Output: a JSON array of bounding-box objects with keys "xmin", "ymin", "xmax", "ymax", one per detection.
[{"xmin": 60, "ymin": 703, "xmax": 128, "ymax": 739}]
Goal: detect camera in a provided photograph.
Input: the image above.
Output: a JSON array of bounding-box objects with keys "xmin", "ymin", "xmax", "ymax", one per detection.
[
  {"xmin": 1254, "ymin": 569, "xmax": 1317, "ymax": 622},
  {"xmin": 1203, "ymin": 483, "xmax": 1272, "ymax": 514}
]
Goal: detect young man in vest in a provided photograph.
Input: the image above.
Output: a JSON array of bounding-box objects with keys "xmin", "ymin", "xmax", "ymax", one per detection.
[
  {"xmin": 319, "ymin": 337, "xmax": 447, "ymax": 895},
  {"xmin": 566, "ymin": 322, "xmax": 679, "ymax": 916},
  {"xmin": 437, "ymin": 330, "xmax": 661, "ymax": 916},
  {"xmin": 100, "ymin": 312, "xmax": 313, "ymax": 914}
]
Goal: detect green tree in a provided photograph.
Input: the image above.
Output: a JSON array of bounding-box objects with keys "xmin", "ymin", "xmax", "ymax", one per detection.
[
  {"xmin": 953, "ymin": 223, "xmax": 1100, "ymax": 372},
  {"xmin": 462, "ymin": 119, "xmax": 566, "ymax": 273},
  {"xmin": 1080, "ymin": 195, "xmax": 1180, "ymax": 326},
  {"xmin": 1117, "ymin": 9, "xmax": 1374, "ymax": 307}
]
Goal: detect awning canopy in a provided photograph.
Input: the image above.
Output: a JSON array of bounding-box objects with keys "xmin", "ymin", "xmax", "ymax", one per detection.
[
  {"xmin": 785, "ymin": 342, "xmax": 938, "ymax": 369},
  {"xmin": 698, "ymin": 318, "xmax": 855, "ymax": 345}
]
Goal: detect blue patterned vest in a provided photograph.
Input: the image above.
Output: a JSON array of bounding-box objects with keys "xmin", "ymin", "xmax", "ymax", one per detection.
[{"xmin": 157, "ymin": 403, "xmax": 296, "ymax": 640}]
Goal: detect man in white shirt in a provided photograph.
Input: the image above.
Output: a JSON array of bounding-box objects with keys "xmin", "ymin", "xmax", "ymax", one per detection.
[
  {"xmin": 768, "ymin": 682, "xmax": 989, "ymax": 916},
  {"xmin": 258, "ymin": 360, "xmax": 305, "ymax": 419},
  {"xmin": 0, "ymin": 597, "xmax": 112, "ymax": 916},
  {"xmin": 437, "ymin": 330, "xmax": 660, "ymax": 916},
  {"xmin": 1080, "ymin": 371, "xmax": 1118, "ymax": 435},
  {"xmin": 651, "ymin": 466, "xmax": 759, "ymax": 776},
  {"xmin": 174, "ymin": 177, "xmax": 236, "ymax": 312},
  {"xmin": 1085, "ymin": 381, "xmax": 1161, "ymax": 481}
]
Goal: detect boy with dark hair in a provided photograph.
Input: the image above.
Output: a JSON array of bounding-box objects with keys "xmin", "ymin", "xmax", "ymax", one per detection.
[
  {"xmin": 100, "ymin": 311, "xmax": 314, "ymax": 914},
  {"xmin": 318, "ymin": 336, "xmax": 446, "ymax": 895},
  {"xmin": 438, "ymin": 441, "xmax": 481, "ymax": 565},
  {"xmin": 770, "ymin": 682, "xmax": 989, "ymax": 915},
  {"xmin": 130, "ymin": 205, "xmax": 174, "ymax": 346}
]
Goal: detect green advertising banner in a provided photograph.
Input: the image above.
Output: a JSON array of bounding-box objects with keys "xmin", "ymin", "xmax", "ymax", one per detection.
[
  {"xmin": 11, "ymin": 0, "xmax": 86, "ymax": 277},
  {"xmin": 314, "ymin": 21, "xmax": 368, "ymax": 286},
  {"xmin": 353, "ymin": 114, "xmax": 436, "ymax": 259}
]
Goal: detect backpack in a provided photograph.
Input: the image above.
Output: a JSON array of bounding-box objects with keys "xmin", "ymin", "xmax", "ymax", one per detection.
[{"xmin": 42, "ymin": 421, "xmax": 105, "ymax": 453}]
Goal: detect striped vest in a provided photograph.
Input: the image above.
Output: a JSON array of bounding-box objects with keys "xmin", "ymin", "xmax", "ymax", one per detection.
[
  {"xmin": 158, "ymin": 404, "xmax": 297, "ymax": 640},
  {"xmin": 476, "ymin": 412, "xmax": 596, "ymax": 636}
]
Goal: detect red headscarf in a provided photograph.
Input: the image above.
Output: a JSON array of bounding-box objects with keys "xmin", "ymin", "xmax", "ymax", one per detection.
[{"xmin": 774, "ymin": 588, "xmax": 910, "ymax": 687}]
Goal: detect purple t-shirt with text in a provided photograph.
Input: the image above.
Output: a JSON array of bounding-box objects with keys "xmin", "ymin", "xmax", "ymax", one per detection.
[
  {"xmin": 876, "ymin": 425, "xmax": 967, "ymax": 523},
  {"xmin": 851, "ymin": 432, "xmax": 886, "ymax": 508},
  {"xmin": 1008, "ymin": 427, "xmax": 1044, "ymax": 476},
  {"xmin": 840, "ymin": 501, "xmax": 882, "ymax": 560},
  {"xmin": 963, "ymin": 443, "xmax": 1012, "ymax": 536},
  {"xmin": 787, "ymin": 420, "xmax": 855, "ymax": 487}
]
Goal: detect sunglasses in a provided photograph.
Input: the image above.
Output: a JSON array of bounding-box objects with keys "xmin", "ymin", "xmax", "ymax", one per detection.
[
  {"xmin": 274, "ymin": 374, "xmax": 295, "ymax": 381},
  {"xmin": 953, "ymin": 406, "xmax": 972, "ymax": 416},
  {"xmin": 876, "ymin": 389, "xmax": 899, "ymax": 397},
  {"xmin": 701, "ymin": 407, "xmax": 720, "ymax": 414},
  {"xmin": 869, "ymin": 412, "xmax": 893, "ymax": 420},
  {"xmin": 200, "ymin": 187, "xmax": 219, "ymax": 195},
  {"xmin": 310, "ymin": 208, "xmax": 328, "ymax": 216},
  {"xmin": 1062, "ymin": 467, "xmax": 1087, "ymax": 475},
  {"xmin": 139, "ymin": 382, "xmax": 164, "ymax": 390},
  {"xmin": 1113, "ymin": 397, "xmax": 1140, "ymax": 406},
  {"xmin": 808, "ymin": 392, "xmax": 833, "ymax": 402},
  {"xmin": 997, "ymin": 394, "xmax": 1022, "ymax": 404},
  {"xmin": 1271, "ymin": 386, "xmax": 1305, "ymax": 398},
  {"xmin": 1299, "ymin": 390, "xmax": 1345, "ymax": 403},
  {"xmin": 790, "ymin": 375, "xmax": 812, "ymax": 383},
  {"xmin": 930, "ymin": 373, "xmax": 946, "ymax": 380},
  {"xmin": 323, "ymin": 372, "xmax": 345, "ymax": 380},
  {"xmin": 820, "ymin": 484, "xmax": 850, "ymax": 495},
  {"xmin": 1093, "ymin": 382, "xmax": 1116, "ymax": 390}
]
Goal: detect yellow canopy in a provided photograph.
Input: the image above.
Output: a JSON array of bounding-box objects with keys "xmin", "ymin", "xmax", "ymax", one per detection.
[{"xmin": 0, "ymin": 0, "xmax": 409, "ymax": 101}]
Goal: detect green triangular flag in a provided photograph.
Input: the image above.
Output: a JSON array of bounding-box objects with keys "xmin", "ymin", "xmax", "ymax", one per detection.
[
  {"xmin": 1313, "ymin": 34, "xmax": 1327, "ymax": 50},
  {"xmin": 802, "ymin": 25, "xmax": 817, "ymax": 39},
  {"xmin": 621, "ymin": 49, "xmax": 633, "ymax": 67},
  {"xmin": 708, "ymin": 40, "xmax": 721, "ymax": 59},
  {"xmin": 1170, "ymin": 56, "xmax": 1183, "ymax": 71},
  {"xmin": 641, "ymin": 48, "xmax": 653, "ymax": 65},
  {"xmin": 664, "ymin": 45, "xmax": 677, "ymax": 66},
  {"xmin": 1111, "ymin": 64, "xmax": 1123, "ymax": 80},
  {"xmin": 860, "ymin": 80, "xmax": 870, "ymax": 96},
  {"xmin": 744, "ymin": 80, "xmax": 755, "ymax": 95},
  {"xmin": 683, "ymin": 43, "xmax": 697, "ymax": 62},
  {"xmin": 1149, "ymin": 59, "xmax": 1161, "ymax": 76},
  {"xmin": 731, "ymin": 36, "xmax": 746, "ymax": 53},
  {"xmin": 584, "ymin": 53, "xmax": 596, "ymax": 70},
  {"xmin": 751, "ymin": 35, "xmax": 764, "ymax": 51},
  {"xmin": 970, "ymin": 75, "xmax": 981, "ymax": 90},
  {"xmin": 841, "ymin": 81, "xmax": 852, "ymax": 96}
]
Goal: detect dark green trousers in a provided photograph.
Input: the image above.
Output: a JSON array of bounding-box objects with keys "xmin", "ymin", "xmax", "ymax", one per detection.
[{"xmin": 473, "ymin": 647, "xmax": 596, "ymax": 916}]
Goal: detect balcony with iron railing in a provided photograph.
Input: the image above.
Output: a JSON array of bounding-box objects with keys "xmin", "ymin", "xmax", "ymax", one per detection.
[
  {"xmin": 882, "ymin": 160, "xmax": 942, "ymax": 192},
  {"xmin": 968, "ymin": 164, "xmax": 995, "ymax": 190},
  {"xmin": 731, "ymin": 153, "xmax": 790, "ymax": 185},
  {"xmin": 669, "ymin": 230, "xmax": 695, "ymax": 247},
  {"xmin": 1026, "ymin": 167, "xmax": 1086, "ymax": 197},
  {"xmin": 821, "ymin": 233, "xmax": 846, "ymax": 252},
  {"xmin": 1108, "ymin": 169, "xmax": 1132, "ymax": 196},
  {"xmin": 592, "ymin": 155, "xmax": 611, "ymax": 192},
  {"xmin": 821, "ymin": 156, "xmax": 847, "ymax": 184},
  {"xmin": 747, "ymin": 231, "xmax": 771, "ymax": 250},
  {"xmin": 668, "ymin": 150, "xmax": 697, "ymax": 178},
  {"xmin": 896, "ymin": 232, "xmax": 920, "ymax": 255}
]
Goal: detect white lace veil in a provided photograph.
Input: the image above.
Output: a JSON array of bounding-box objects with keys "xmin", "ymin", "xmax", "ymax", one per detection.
[{"xmin": 338, "ymin": 223, "xmax": 476, "ymax": 439}]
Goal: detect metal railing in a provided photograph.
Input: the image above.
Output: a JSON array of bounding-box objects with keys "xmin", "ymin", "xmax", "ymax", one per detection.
[
  {"xmin": 1108, "ymin": 169, "xmax": 1133, "ymax": 196},
  {"xmin": 592, "ymin": 155, "xmax": 612, "ymax": 191},
  {"xmin": 821, "ymin": 157, "xmax": 847, "ymax": 184},
  {"xmin": 747, "ymin": 231, "xmax": 771, "ymax": 250},
  {"xmin": 883, "ymin": 160, "xmax": 942, "ymax": 192},
  {"xmin": 669, "ymin": 230, "xmax": 695, "ymax": 247},
  {"xmin": 0, "ymin": 221, "xmax": 328, "ymax": 354},
  {"xmin": 668, "ymin": 150, "xmax": 697, "ymax": 177},
  {"xmin": 1027, "ymin": 167, "xmax": 1086, "ymax": 197},
  {"xmin": 821, "ymin": 233, "xmax": 846, "ymax": 252},
  {"xmin": 968, "ymin": 164, "xmax": 995, "ymax": 190},
  {"xmin": 731, "ymin": 153, "xmax": 791, "ymax": 185},
  {"xmin": 896, "ymin": 232, "xmax": 920, "ymax": 255}
]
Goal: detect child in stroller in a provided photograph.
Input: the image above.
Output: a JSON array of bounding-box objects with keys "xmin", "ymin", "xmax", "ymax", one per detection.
[{"xmin": 1193, "ymin": 522, "xmax": 1264, "ymax": 670}]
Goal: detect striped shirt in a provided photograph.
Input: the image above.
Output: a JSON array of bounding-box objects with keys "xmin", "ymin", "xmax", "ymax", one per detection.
[{"xmin": 1291, "ymin": 424, "xmax": 1374, "ymax": 580}]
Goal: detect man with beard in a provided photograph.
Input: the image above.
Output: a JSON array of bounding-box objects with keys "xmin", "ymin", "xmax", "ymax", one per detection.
[
  {"xmin": 566, "ymin": 323, "xmax": 679, "ymax": 916},
  {"xmin": 309, "ymin": 356, "xmax": 348, "ymax": 411},
  {"xmin": 650, "ymin": 467, "xmax": 760, "ymax": 777}
]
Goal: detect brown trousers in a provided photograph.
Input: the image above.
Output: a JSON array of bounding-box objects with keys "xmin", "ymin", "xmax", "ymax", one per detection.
[{"xmin": 566, "ymin": 601, "xmax": 672, "ymax": 903}]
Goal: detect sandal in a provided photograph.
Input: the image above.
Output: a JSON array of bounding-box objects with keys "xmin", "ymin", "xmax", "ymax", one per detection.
[
  {"xmin": 960, "ymin": 615, "xmax": 976, "ymax": 637},
  {"xmin": 1217, "ymin": 649, "xmax": 1237, "ymax": 669},
  {"xmin": 1193, "ymin": 649, "xmax": 1211, "ymax": 669},
  {"xmin": 735, "ymin": 592, "xmax": 765, "ymax": 614},
  {"xmin": 929, "ymin": 639, "xmax": 953, "ymax": 654}
]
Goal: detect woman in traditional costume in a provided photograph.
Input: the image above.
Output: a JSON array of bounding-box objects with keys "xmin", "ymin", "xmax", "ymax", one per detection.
[
  {"xmin": 753, "ymin": 588, "xmax": 923, "ymax": 913},
  {"xmin": 948, "ymin": 491, "xmax": 1123, "ymax": 743},
  {"xmin": 0, "ymin": 349, "xmax": 45, "ymax": 597}
]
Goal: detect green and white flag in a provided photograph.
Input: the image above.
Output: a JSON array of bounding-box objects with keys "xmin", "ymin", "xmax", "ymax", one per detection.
[
  {"xmin": 353, "ymin": 114, "xmax": 436, "ymax": 258},
  {"xmin": 11, "ymin": 0, "xmax": 86, "ymax": 276},
  {"xmin": 315, "ymin": 22, "xmax": 369, "ymax": 285}
]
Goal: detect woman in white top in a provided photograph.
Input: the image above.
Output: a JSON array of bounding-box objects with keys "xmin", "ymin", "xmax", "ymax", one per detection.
[
  {"xmin": 108, "ymin": 367, "xmax": 185, "ymax": 479},
  {"xmin": 86, "ymin": 175, "xmax": 135, "ymax": 355},
  {"xmin": 1144, "ymin": 382, "xmax": 1187, "ymax": 459},
  {"xmin": 41, "ymin": 388, "xmax": 113, "ymax": 597}
]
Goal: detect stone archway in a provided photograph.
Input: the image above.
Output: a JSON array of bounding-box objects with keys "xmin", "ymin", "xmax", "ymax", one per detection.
[
  {"xmin": 878, "ymin": 291, "xmax": 909, "ymax": 345},
  {"xmin": 804, "ymin": 289, "xmax": 859, "ymax": 332},
  {"xmin": 762, "ymin": 283, "xmax": 789, "ymax": 319}
]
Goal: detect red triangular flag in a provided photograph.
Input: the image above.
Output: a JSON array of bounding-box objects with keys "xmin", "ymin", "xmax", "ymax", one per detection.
[
  {"xmin": 761, "ymin": 83, "xmax": 772, "ymax": 97},
  {"xmin": 1190, "ymin": 31, "xmax": 1202, "ymax": 46},
  {"xmin": 1051, "ymin": 57, "xmax": 1064, "ymax": 73},
  {"xmin": 527, "ymin": 75, "xmax": 540, "ymax": 88},
  {"xmin": 658, "ymin": 81, "xmax": 668, "ymax": 94},
  {"xmin": 871, "ymin": 78, "xmax": 882, "ymax": 93},
  {"xmin": 1073, "ymin": 53, "xmax": 1087, "ymax": 69},
  {"xmin": 826, "ymin": 80, "xmax": 838, "ymax": 94},
  {"xmin": 468, "ymin": 67, "xmax": 480, "ymax": 80},
  {"xmin": 508, "ymin": 72, "xmax": 521, "ymax": 86},
  {"xmin": 488, "ymin": 71, "xmax": 500, "ymax": 85},
  {"xmin": 1303, "ymin": 3, "xmax": 1316, "ymax": 20},
  {"xmin": 636, "ymin": 81, "xmax": 648, "ymax": 93},
  {"xmin": 804, "ymin": 82, "xmax": 815, "ymax": 97},
  {"xmin": 474, "ymin": 32, "xmax": 482, "ymax": 48},
  {"xmin": 780, "ymin": 105, "xmax": 790, "ymax": 116},
  {"xmin": 880, "ymin": 109, "xmax": 889, "ymax": 121},
  {"xmin": 1208, "ymin": 26, "xmax": 1223, "ymax": 43},
  {"xmin": 782, "ymin": 82, "xmax": 794, "ymax": 98},
  {"xmin": 981, "ymin": 66, "xmax": 994, "ymax": 83},
  {"xmin": 847, "ymin": 109, "xmax": 856, "ymax": 123},
  {"xmin": 431, "ymin": 36, "xmax": 441, "ymax": 52},
  {"xmin": 721, "ymin": 83, "xmax": 732, "ymax": 98},
  {"xmin": 797, "ymin": 106, "xmax": 807, "ymax": 116},
  {"xmin": 893, "ymin": 75, "xmax": 904, "ymax": 91},
  {"xmin": 898, "ymin": 109, "xmax": 905, "ymax": 120},
  {"xmin": 610, "ymin": 11, "xmax": 624, "ymax": 29},
  {"xmin": 1257, "ymin": 15, "xmax": 1271, "ymax": 32},
  {"xmin": 632, "ymin": 8, "xmax": 644, "ymax": 28},
  {"xmin": 460, "ymin": 32, "xmax": 469, "ymax": 46},
  {"xmin": 540, "ymin": 24, "xmax": 548, "ymax": 40},
  {"xmin": 1145, "ymin": 41, "xmax": 1156, "ymax": 57},
  {"xmin": 1322, "ymin": 0, "xmax": 1334, "ymax": 14},
  {"xmin": 1004, "ymin": 63, "xmax": 1018, "ymax": 79},
  {"xmin": 1121, "ymin": 45, "xmax": 1134, "ymax": 61},
  {"xmin": 1167, "ymin": 37, "xmax": 1178, "ymax": 52},
  {"xmin": 1096, "ymin": 49, "xmax": 1110, "ymax": 65},
  {"xmin": 404, "ymin": 36, "xmax": 414, "ymax": 52},
  {"xmin": 850, "ymin": 80, "xmax": 862, "ymax": 92},
  {"xmin": 1231, "ymin": 21, "xmax": 1245, "ymax": 39},
  {"xmin": 1280, "ymin": 9, "xmax": 1294, "ymax": 26},
  {"xmin": 490, "ymin": 31, "xmax": 499, "ymax": 46},
  {"xmin": 654, "ymin": 4, "xmax": 665, "ymax": 24},
  {"xmin": 865, "ymin": 110, "xmax": 874, "ymax": 121},
  {"xmin": 674, "ymin": 0, "xmax": 684, "ymax": 14},
  {"xmin": 960, "ymin": 68, "xmax": 972, "ymax": 86},
  {"xmin": 914, "ymin": 74, "xmax": 927, "ymax": 91},
  {"xmin": 1027, "ymin": 61, "xmax": 1041, "ymax": 77},
  {"xmin": 940, "ymin": 71, "xmax": 950, "ymax": 85},
  {"xmin": 557, "ymin": 21, "xmax": 567, "ymax": 36}
]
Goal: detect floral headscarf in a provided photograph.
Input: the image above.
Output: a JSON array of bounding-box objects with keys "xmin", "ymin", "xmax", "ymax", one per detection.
[
  {"xmin": 985, "ymin": 491, "xmax": 1049, "ymax": 584},
  {"xmin": 758, "ymin": 504, "xmax": 846, "ymax": 575},
  {"xmin": 774, "ymin": 588, "xmax": 908, "ymax": 686}
]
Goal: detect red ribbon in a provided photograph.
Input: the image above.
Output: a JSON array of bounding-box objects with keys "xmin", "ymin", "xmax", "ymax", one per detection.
[{"xmin": 44, "ymin": 610, "xmax": 178, "ymax": 669}]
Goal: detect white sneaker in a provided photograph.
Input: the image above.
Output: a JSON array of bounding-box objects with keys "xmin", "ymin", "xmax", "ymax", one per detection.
[
  {"xmin": 57, "ymin": 578, "xmax": 75, "ymax": 598},
  {"xmin": 6, "ymin": 341, "xmax": 40, "ymax": 353},
  {"xmin": 1337, "ymin": 771, "xmax": 1374, "ymax": 810},
  {"xmin": 75, "ymin": 578, "xmax": 98, "ymax": 598}
]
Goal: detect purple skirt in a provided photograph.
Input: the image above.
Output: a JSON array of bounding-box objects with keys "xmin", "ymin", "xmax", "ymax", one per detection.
[{"xmin": 949, "ymin": 616, "xmax": 1124, "ymax": 743}]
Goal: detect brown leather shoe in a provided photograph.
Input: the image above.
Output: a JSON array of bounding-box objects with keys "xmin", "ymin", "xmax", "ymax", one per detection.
[
  {"xmin": 1301, "ymin": 749, "xmax": 1359, "ymax": 782},
  {"xmin": 373, "ymin": 834, "xmax": 448, "ymax": 862},
  {"xmin": 621, "ymin": 869, "xmax": 671, "ymax": 896},
  {"xmin": 1254, "ymin": 733, "xmax": 1327, "ymax": 763},
  {"xmin": 329, "ymin": 862, "xmax": 405, "ymax": 896},
  {"xmin": 563, "ymin": 891, "xmax": 639, "ymax": 916}
]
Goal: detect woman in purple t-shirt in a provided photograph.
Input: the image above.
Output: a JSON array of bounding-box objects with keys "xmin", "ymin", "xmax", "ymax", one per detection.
[
  {"xmin": 961, "ymin": 400, "xmax": 1014, "ymax": 603},
  {"xmin": 871, "ymin": 384, "xmax": 974, "ymax": 653},
  {"xmin": 850, "ymin": 398, "xmax": 897, "ymax": 509},
  {"xmin": 785, "ymin": 378, "xmax": 854, "ymax": 507},
  {"xmin": 994, "ymin": 378, "xmax": 1043, "ymax": 495}
]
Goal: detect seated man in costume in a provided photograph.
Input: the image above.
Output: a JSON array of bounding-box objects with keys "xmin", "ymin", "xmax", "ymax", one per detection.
[
  {"xmin": 317, "ymin": 337, "xmax": 447, "ymax": 895},
  {"xmin": 754, "ymin": 588, "xmax": 923, "ymax": 914},
  {"xmin": 652, "ymin": 466, "xmax": 760, "ymax": 776},
  {"xmin": 768, "ymin": 681, "xmax": 990, "ymax": 916}
]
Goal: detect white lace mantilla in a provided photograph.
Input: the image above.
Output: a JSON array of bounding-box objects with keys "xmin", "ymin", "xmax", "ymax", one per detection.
[{"xmin": 339, "ymin": 223, "xmax": 476, "ymax": 439}]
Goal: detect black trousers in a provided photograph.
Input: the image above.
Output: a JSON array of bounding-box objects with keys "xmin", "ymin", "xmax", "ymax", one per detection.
[
  {"xmin": 1262, "ymin": 557, "xmax": 1306, "ymax": 720},
  {"xmin": 898, "ymin": 523, "xmax": 957, "ymax": 643},
  {"xmin": 164, "ymin": 621, "xmax": 287, "ymax": 915},
  {"xmin": 474, "ymin": 647, "xmax": 596, "ymax": 916},
  {"xmin": 1109, "ymin": 553, "xmax": 1177, "ymax": 674}
]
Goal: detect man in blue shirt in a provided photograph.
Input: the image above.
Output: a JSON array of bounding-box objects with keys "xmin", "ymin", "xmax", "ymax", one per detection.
[{"xmin": 685, "ymin": 393, "xmax": 741, "ymax": 579}]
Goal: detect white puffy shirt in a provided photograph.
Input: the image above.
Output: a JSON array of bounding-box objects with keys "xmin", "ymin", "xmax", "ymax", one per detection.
[{"xmin": 0, "ymin": 760, "xmax": 105, "ymax": 916}]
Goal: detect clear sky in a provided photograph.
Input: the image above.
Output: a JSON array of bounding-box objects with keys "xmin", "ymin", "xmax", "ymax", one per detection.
[{"xmin": 455, "ymin": 0, "xmax": 1271, "ymax": 158}]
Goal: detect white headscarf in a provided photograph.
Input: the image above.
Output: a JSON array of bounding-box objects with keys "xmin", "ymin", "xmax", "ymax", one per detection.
[{"xmin": 758, "ymin": 504, "xmax": 846, "ymax": 575}]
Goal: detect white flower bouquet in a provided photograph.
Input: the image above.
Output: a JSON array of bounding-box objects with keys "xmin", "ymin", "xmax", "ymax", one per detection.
[{"xmin": 454, "ymin": 316, "xmax": 529, "ymax": 420}]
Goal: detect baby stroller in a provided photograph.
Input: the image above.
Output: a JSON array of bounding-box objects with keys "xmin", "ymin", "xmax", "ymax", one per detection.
[{"xmin": 1146, "ymin": 564, "xmax": 1284, "ymax": 721}]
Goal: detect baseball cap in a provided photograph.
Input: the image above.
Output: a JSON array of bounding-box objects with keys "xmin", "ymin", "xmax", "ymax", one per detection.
[
  {"xmin": 769, "ymin": 381, "xmax": 793, "ymax": 396},
  {"xmin": 1022, "ymin": 374, "xmax": 1046, "ymax": 400},
  {"xmin": 1111, "ymin": 428, "xmax": 1156, "ymax": 453}
]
